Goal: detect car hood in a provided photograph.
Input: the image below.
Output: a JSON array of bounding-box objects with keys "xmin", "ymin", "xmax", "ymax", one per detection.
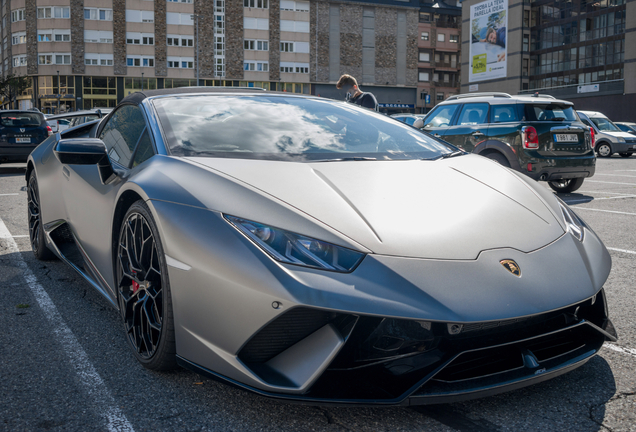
[
  {"xmin": 600, "ymin": 131, "xmax": 635, "ymax": 139},
  {"xmin": 183, "ymin": 155, "xmax": 565, "ymax": 260}
]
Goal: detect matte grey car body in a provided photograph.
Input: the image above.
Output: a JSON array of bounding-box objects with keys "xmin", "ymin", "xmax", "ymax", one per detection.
[{"xmin": 26, "ymin": 88, "xmax": 616, "ymax": 406}]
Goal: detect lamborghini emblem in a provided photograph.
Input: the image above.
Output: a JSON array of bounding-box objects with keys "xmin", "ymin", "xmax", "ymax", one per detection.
[{"xmin": 500, "ymin": 259, "xmax": 521, "ymax": 277}]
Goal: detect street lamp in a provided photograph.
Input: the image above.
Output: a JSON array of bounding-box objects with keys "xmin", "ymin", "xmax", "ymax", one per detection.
[
  {"xmin": 141, "ymin": 72, "xmax": 144, "ymax": 91},
  {"xmin": 56, "ymin": 70, "xmax": 60, "ymax": 114},
  {"xmin": 191, "ymin": 14, "xmax": 204, "ymax": 86}
]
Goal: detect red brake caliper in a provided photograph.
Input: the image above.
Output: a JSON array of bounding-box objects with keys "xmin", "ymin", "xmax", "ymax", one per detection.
[{"xmin": 131, "ymin": 270, "xmax": 139, "ymax": 293}]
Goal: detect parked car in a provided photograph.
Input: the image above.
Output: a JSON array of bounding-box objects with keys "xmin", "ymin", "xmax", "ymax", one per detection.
[
  {"xmin": 578, "ymin": 111, "xmax": 636, "ymax": 158},
  {"xmin": 421, "ymin": 93, "xmax": 595, "ymax": 193},
  {"xmin": 26, "ymin": 88, "xmax": 615, "ymax": 405},
  {"xmin": 0, "ymin": 110, "xmax": 52, "ymax": 164},
  {"xmin": 390, "ymin": 113, "xmax": 426, "ymax": 126},
  {"xmin": 615, "ymin": 122, "xmax": 636, "ymax": 135},
  {"xmin": 47, "ymin": 109, "xmax": 112, "ymax": 133}
]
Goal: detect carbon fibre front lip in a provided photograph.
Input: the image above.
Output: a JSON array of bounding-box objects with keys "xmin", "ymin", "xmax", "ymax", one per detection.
[{"xmin": 175, "ymin": 319, "xmax": 609, "ymax": 407}]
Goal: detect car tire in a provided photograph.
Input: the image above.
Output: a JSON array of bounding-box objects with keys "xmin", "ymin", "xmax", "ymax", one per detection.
[
  {"xmin": 27, "ymin": 172, "xmax": 56, "ymax": 261},
  {"xmin": 483, "ymin": 151, "xmax": 510, "ymax": 168},
  {"xmin": 596, "ymin": 142, "xmax": 612, "ymax": 158},
  {"xmin": 619, "ymin": 153, "xmax": 632, "ymax": 158},
  {"xmin": 116, "ymin": 200, "xmax": 177, "ymax": 371},
  {"xmin": 548, "ymin": 177, "xmax": 585, "ymax": 193}
]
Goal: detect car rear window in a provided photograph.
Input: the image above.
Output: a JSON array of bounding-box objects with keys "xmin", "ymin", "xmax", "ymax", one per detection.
[
  {"xmin": 491, "ymin": 104, "xmax": 520, "ymax": 123},
  {"xmin": 524, "ymin": 104, "xmax": 577, "ymax": 122},
  {"xmin": 0, "ymin": 113, "xmax": 43, "ymax": 127}
]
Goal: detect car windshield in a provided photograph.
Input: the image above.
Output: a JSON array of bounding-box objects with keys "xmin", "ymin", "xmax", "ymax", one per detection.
[
  {"xmin": 590, "ymin": 117, "xmax": 620, "ymax": 132},
  {"xmin": 524, "ymin": 104, "xmax": 577, "ymax": 121},
  {"xmin": 0, "ymin": 113, "xmax": 42, "ymax": 127},
  {"xmin": 152, "ymin": 95, "xmax": 455, "ymax": 161}
]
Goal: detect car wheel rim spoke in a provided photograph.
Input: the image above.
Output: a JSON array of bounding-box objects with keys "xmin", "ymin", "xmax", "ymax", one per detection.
[
  {"xmin": 117, "ymin": 211, "xmax": 163, "ymax": 360},
  {"xmin": 27, "ymin": 177, "xmax": 41, "ymax": 251}
]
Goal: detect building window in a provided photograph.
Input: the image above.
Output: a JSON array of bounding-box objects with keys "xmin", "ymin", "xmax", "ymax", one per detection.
[
  {"xmin": 127, "ymin": 57, "xmax": 155, "ymax": 67},
  {"xmin": 11, "ymin": 9, "xmax": 25, "ymax": 22},
  {"xmin": 281, "ymin": 20, "xmax": 309, "ymax": 33},
  {"xmin": 84, "ymin": 8, "xmax": 113, "ymax": 21},
  {"xmin": 243, "ymin": 17, "xmax": 269, "ymax": 30},
  {"xmin": 244, "ymin": 0, "xmax": 268, "ymax": 8},
  {"xmin": 444, "ymin": 73, "xmax": 449, "ymax": 83},
  {"xmin": 38, "ymin": 53, "xmax": 71, "ymax": 65},
  {"xmin": 244, "ymin": 61, "xmax": 269, "ymax": 72},
  {"xmin": 419, "ymin": 52, "xmax": 430, "ymax": 62},
  {"xmin": 418, "ymin": 72, "xmax": 429, "ymax": 81},
  {"xmin": 38, "ymin": 30, "xmax": 71, "ymax": 42},
  {"xmin": 280, "ymin": 62, "xmax": 309, "ymax": 73},
  {"xmin": 12, "ymin": 32, "xmax": 26, "ymax": 45},
  {"xmin": 39, "ymin": 54, "xmax": 53, "ymax": 65},
  {"xmin": 167, "ymin": 56, "xmax": 194, "ymax": 68},
  {"xmin": 437, "ymin": 92, "xmax": 444, "ymax": 101},
  {"xmin": 167, "ymin": 13, "xmax": 194, "ymax": 25},
  {"xmin": 280, "ymin": 1, "xmax": 309, "ymax": 12},
  {"xmin": 85, "ymin": 53, "xmax": 114, "ymax": 66},
  {"xmin": 421, "ymin": 32, "xmax": 429, "ymax": 41},
  {"xmin": 244, "ymin": 39, "xmax": 268, "ymax": 51},
  {"xmin": 419, "ymin": 12, "xmax": 430, "ymax": 22},
  {"xmin": 433, "ymin": 73, "xmax": 439, "ymax": 82},
  {"xmin": 126, "ymin": 10, "xmax": 154, "ymax": 23},
  {"xmin": 167, "ymin": 35, "xmax": 194, "ymax": 47},
  {"xmin": 127, "ymin": 33, "xmax": 155, "ymax": 45},
  {"xmin": 523, "ymin": 34, "xmax": 529, "ymax": 52},
  {"xmin": 451, "ymin": 54, "xmax": 457, "ymax": 68},
  {"xmin": 280, "ymin": 42, "xmax": 294, "ymax": 52},
  {"xmin": 13, "ymin": 55, "xmax": 27, "ymax": 67},
  {"xmin": 37, "ymin": 7, "xmax": 70, "ymax": 19},
  {"xmin": 450, "ymin": 34, "xmax": 459, "ymax": 43},
  {"xmin": 84, "ymin": 30, "xmax": 113, "ymax": 43},
  {"xmin": 523, "ymin": 10, "xmax": 530, "ymax": 27},
  {"xmin": 438, "ymin": 33, "xmax": 445, "ymax": 42},
  {"xmin": 167, "ymin": 0, "xmax": 193, "ymax": 3},
  {"xmin": 434, "ymin": 53, "xmax": 440, "ymax": 63},
  {"xmin": 523, "ymin": 59, "xmax": 529, "ymax": 77}
]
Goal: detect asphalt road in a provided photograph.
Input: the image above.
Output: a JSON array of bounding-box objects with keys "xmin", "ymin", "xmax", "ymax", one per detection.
[{"xmin": 1, "ymin": 157, "xmax": 635, "ymax": 432}]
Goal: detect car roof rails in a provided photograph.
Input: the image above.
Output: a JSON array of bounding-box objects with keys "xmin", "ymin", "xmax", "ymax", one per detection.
[
  {"xmin": 445, "ymin": 92, "xmax": 512, "ymax": 101},
  {"xmin": 518, "ymin": 92, "xmax": 556, "ymax": 99}
]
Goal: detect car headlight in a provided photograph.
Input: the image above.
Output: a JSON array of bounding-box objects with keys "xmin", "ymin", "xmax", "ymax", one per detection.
[
  {"xmin": 225, "ymin": 215, "xmax": 365, "ymax": 272},
  {"xmin": 557, "ymin": 199, "xmax": 586, "ymax": 242},
  {"xmin": 617, "ymin": 137, "xmax": 625, "ymax": 143}
]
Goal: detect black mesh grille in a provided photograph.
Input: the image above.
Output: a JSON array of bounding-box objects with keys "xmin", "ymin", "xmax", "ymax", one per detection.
[{"xmin": 238, "ymin": 308, "xmax": 340, "ymax": 364}]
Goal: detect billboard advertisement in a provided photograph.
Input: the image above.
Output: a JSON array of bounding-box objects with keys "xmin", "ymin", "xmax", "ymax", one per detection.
[{"xmin": 469, "ymin": 0, "xmax": 508, "ymax": 83}]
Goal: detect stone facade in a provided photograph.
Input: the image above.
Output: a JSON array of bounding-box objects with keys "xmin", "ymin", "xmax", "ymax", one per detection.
[
  {"xmin": 225, "ymin": 0, "xmax": 244, "ymax": 79},
  {"xmin": 25, "ymin": 0, "xmax": 37, "ymax": 75},
  {"xmin": 154, "ymin": 0, "xmax": 167, "ymax": 77},
  {"xmin": 113, "ymin": 0, "xmax": 127, "ymax": 75},
  {"xmin": 339, "ymin": 4, "xmax": 362, "ymax": 80},
  {"xmin": 312, "ymin": 0, "xmax": 330, "ymax": 82},
  {"xmin": 194, "ymin": 0, "xmax": 215, "ymax": 78},
  {"xmin": 375, "ymin": 7, "xmax": 397, "ymax": 85},
  {"xmin": 405, "ymin": 9, "xmax": 418, "ymax": 86},
  {"xmin": 71, "ymin": 0, "xmax": 85, "ymax": 75},
  {"xmin": 269, "ymin": 0, "xmax": 281, "ymax": 82}
]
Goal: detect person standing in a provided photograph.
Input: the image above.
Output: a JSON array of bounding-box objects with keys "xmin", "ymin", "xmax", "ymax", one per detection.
[{"xmin": 336, "ymin": 74, "xmax": 378, "ymax": 111}]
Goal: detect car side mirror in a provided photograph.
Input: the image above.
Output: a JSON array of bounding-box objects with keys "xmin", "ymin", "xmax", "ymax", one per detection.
[
  {"xmin": 54, "ymin": 138, "xmax": 117, "ymax": 184},
  {"xmin": 413, "ymin": 118, "xmax": 424, "ymax": 129}
]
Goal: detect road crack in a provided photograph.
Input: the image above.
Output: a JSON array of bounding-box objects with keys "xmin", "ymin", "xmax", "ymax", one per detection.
[
  {"xmin": 588, "ymin": 390, "xmax": 636, "ymax": 432},
  {"xmin": 315, "ymin": 407, "xmax": 354, "ymax": 431}
]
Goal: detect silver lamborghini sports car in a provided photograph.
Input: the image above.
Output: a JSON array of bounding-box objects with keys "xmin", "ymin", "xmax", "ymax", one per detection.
[{"xmin": 26, "ymin": 88, "xmax": 616, "ymax": 405}]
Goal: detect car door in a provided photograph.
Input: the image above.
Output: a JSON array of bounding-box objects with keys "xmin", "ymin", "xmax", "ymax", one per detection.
[
  {"xmin": 441, "ymin": 103, "xmax": 490, "ymax": 153},
  {"xmin": 61, "ymin": 104, "xmax": 150, "ymax": 294},
  {"xmin": 421, "ymin": 104, "xmax": 461, "ymax": 139}
]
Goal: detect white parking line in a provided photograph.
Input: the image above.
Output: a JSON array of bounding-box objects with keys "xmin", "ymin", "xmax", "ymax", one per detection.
[
  {"xmin": 575, "ymin": 207, "xmax": 636, "ymax": 216},
  {"xmin": 0, "ymin": 193, "xmax": 19, "ymax": 196},
  {"xmin": 585, "ymin": 180, "xmax": 636, "ymax": 186},
  {"xmin": 0, "ymin": 234, "xmax": 28, "ymax": 238},
  {"xmin": 606, "ymin": 247, "xmax": 636, "ymax": 255},
  {"xmin": 604, "ymin": 343, "xmax": 636, "ymax": 360},
  {"xmin": 564, "ymin": 196, "xmax": 635, "ymax": 204},
  {"xmin": 0, "ymin": 219, "xmax": 135, "ymax": 432},
  {"xmin": 595, "ymin": 173, "xmax": 636, "ymax": 178},
  {"xmin": 579, "ymin": 190, "xmax": 636, "ymax": 196}
]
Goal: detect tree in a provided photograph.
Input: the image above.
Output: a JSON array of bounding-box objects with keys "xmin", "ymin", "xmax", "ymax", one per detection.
[{"xmin": 0, "ymin": 74, "xmax": 31, "ymax": 109}]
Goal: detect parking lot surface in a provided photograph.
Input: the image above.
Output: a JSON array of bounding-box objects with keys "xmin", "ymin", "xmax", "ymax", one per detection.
[{"xmin": 1, "ymin": 157, "xmax": 634, "ymax": 432}]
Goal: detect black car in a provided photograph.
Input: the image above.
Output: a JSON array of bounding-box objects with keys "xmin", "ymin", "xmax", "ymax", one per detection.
[{"xmin": 0, "ymin": 110, "xmax": 51, "ymax": 164}]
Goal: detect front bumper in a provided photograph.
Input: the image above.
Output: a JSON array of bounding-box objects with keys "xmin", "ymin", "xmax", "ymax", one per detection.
[
  {"xmin": 608, "ymin": 141, "xmax": 636, "ymax": 154},
  {"xmin": 178, "ymin": 291, "xmax": 616, "ymax": 405}
]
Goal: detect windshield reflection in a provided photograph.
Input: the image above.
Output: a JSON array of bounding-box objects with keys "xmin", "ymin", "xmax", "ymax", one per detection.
[{"xmin": 152, "ymin": 95, "xmax": 454, "ymax": 161}]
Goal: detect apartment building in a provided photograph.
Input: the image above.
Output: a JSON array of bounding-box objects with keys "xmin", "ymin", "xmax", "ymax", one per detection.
[
  {"xmin": 416, "ymin": 0, "xmax": 461, "ymax": 114},
  {"xmin": 460, "ymin": 0, "xmax": 636, "ymax": 121},
  {"xmin": 0, "ymin": 0, "xmax": 420, "ymax": 113}
]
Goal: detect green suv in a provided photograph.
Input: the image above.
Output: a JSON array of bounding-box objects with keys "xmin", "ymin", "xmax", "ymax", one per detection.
[{"xmin": 421, "ymin": 93, "xmax": 595, "ymax": 193}]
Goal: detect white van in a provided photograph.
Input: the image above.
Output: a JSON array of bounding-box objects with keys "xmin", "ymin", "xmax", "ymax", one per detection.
[{"xmin": 578, "ymin": 110, "xmax": 636, "ymax": 158}]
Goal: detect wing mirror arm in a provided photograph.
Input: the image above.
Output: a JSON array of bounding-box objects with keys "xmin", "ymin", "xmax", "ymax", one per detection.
[{"xmin": 54, "ymin": 138, "xmax": 119, "ymax": 185}]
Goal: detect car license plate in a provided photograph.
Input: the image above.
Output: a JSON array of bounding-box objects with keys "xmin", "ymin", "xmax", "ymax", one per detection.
[
  {"xmin": 554, "ymin": 134, "xmax": 578, "ymax": 143},
  {"xmin": 16, "ymin": 137, "xmax": 31, "ymax": 143}
]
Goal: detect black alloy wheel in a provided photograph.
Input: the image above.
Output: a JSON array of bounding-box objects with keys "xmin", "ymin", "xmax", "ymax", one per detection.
[
  {"xmin": 117, "ymin": 200, "xmax": 176, "ymax": 370},
  {"xmin": 27, "ymin": 172, "xmax": 55, "ymax": 261},
  {"xmin": 619, "ymin": 153, "xmax": 632, "ymax": 158},
  {"xmin": 548, "ymin": 177, "xmax": 585, "ymax": 193}
]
